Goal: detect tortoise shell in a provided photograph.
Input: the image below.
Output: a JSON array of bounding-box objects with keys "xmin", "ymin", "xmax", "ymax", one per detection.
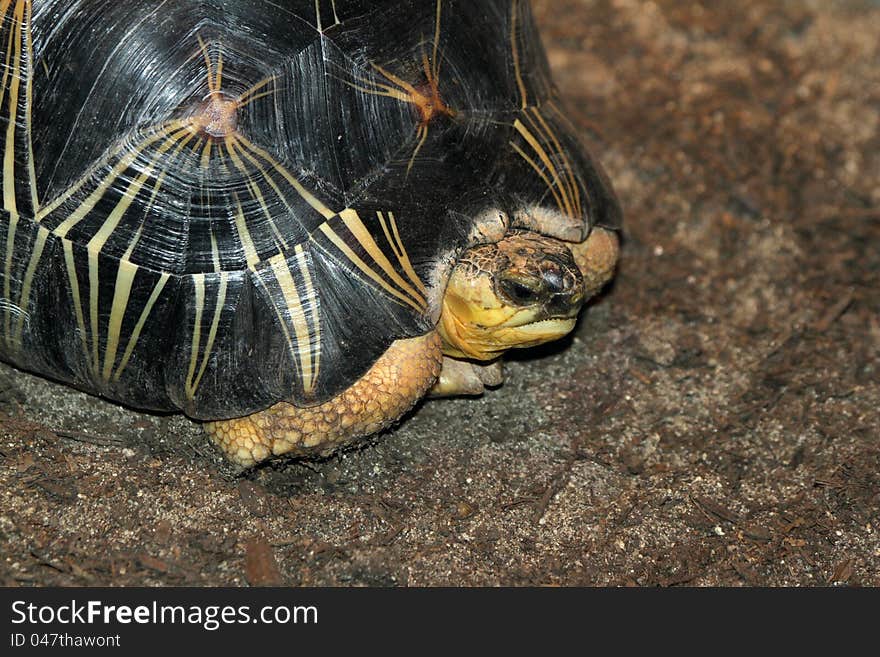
[{"xmin": 0, "ymin": 0, "xmax": 621, "ymax": 420}]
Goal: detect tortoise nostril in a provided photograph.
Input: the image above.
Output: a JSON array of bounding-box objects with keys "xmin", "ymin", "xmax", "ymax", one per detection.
[
  {"xmin": 546, "ymin": 290, "xmax": 584, "ymax": 317},
  {"xmin": 540, "ymin": 266, "xmax": 566, "ymax": 295}
]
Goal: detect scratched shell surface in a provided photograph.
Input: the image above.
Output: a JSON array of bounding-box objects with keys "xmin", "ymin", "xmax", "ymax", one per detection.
[{"xmin": 0, "ymin": 0, "xmax": 621, "ymax": 419}]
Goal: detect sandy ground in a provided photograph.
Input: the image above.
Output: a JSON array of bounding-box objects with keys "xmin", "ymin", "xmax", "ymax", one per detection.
[{"xmin": 1, "ymin": 0, "xmax": 878, "ymax": 587}]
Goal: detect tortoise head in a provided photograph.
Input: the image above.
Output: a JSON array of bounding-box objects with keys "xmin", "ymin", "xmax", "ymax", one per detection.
[{"xmin": 438, "ymin": 228, "xmax": 619, "ymax": 361}]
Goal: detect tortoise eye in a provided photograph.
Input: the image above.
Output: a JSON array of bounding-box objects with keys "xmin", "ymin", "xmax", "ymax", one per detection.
[{"xmin": 499, "ymin": 278, "xmax": 540, "ymax": 306}]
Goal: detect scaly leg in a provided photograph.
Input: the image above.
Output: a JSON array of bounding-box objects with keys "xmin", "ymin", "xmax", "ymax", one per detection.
[{"xmin": 206, "ymin": 332, "xmax": 442, "ymax": 466}]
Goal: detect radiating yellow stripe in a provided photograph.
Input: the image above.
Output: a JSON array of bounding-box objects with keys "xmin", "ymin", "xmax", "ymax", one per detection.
[
  {"xmin": 2, "ymin": 212, "xmax": 17, "ymax": 338},
  {"xmin": 339, "ymin": 208, "xmax": 426, "ymax": 309},
  {"xmin": 87, "ymin": 127, "xmax": 191, "ymax": 256},
  {"xmin": 235, "ymin": 134, "xmax": 335, "ymax": 219},
  {"xmin": 526, "ymin": 107, "xmax": 581, "ymax": 217},
  {"xmin": 225, "ymin": 138, "xmax": 288, "ymax": 249},
  {"xmin": 406, "ymin": 124, "xmax": 429, "ymax": 176},
  {"xmin": 432, "ymin": 0, "xmax": 443, "ymax": 80},
  {"xmin": 510, "ymin": 140, "xmax": 566, "ymax": 215},
  {"xmin": 215, "ymin": 51, "xmax": 223, "ymax": 92},
  {"xmin": 0, "ymin": 0, "xmax": 20, "ymax": 340},
  {"xmin": 388, "ymin": 212, "xmax": 426, "ymax": 293},
  {"xmin": 370, "ymin": 64, "xmax": 420, "ymax": 100},
  {"xmin": 511, "ymin": 0, "xmax": 528, "ymax": 110},
  {"xmin": 229, "ymin": 135, "xmax": 293, "ymax": 213},
  {"xmin": 2, "ymin": 0, "xmax": 24, "ymax": 218},
  {"xmin": 200, "ymin": 139, "xmax": 212, "ymax": 170},
  {"xmin": 189, "ymin": 273, "xmax": 227, "ymax": 398},
  {"xmin": 87, "ymin": 249, "xmax": 101, "ymax": 372},
  {"xmin": 377, "ymin": 211, "xmax": 425, "ymax": 295},
  {"xmin": 318, "ymin": 221, "xmax": 422, "ymax": 313},
  {"xmin": 62, "ymin": 239, "xmax": 90, "ymax": 368},
  {"xmin": 23, "ymin": 0, "xmax": 35, "ymax": 211},
  {"xmin": 43, "ymin": 121, "xmax": 190, "ymax": 230},
  {"xmin": 229, "ymin": 135, "xmax": 304, "ymax": 229},
  {"xmin": 87, "ymin": 107, "xmax": 186, "ymax": 382},
  {"xmin": 209, "ymin": 228, "xmax": 220, "ymax": 272},
  {"xmin": 102, "ymin": 259, "xmax": 137, "ymax": 382},
  {"xmin": 122, "ymin": 225, "xmax": 144, "ymax": 261},
  {"xmin": 233, "ymin": 195, "xmax": 259, "ymax": 268},
  {"xmin": 12, "ymin": 223, "xmax": 46, "ymax": 342},
  {"xmin": 237, "ymin": 76, "xmax": 276, "ymax": 107},
  {"xmin": 252, "ymin": 273, "xmax": 297, "ymax": 373},
  {"xmin": 198, "ymin": 35, "xmax": 218, "ymax": 93},
  {"xmin": 84, "ymin": 120, "xmax": 185, "ymax": 373},
  {"xmin": 113, "ymin": 272, "xmax": 169, "ymax": 382},
  {"xmin": 270, "ymin": 254, "xmax": 316, "ymax": 392},
  {"xmin": 519, "ymin": 113, "xmax": 571, "ymax": 212},
  {"xmin": 546, "ymin": 101, "xmax": 588, "ymax": 216},
  {"xmin": 315, "ymin": 0, "xmax": 340, "ymax": 32},
  {"xmin": 185, "ymin": 276, "xmax": 205, "ymax": 397},
  {"xmin": 515, "ymin": 118, "xmax": 573, "ymax": 215},
  {"xmin": 114, "ymin": 119, "xmax": 188, "ymax": 260},
  {"xmin": 0, "ymin": 1, "xmax": 16, "ymax": 114},
  {"xmin": 315, "ymin": 0, "xmax": 324, "ymax": 32},
  {"xmin": 294, "ymin": 244, "xmax": 320, "ymax": 386},
  {"xmin": 341, "ymin": 74, "xmax": 412, "ymax": 104},
  {"xmin": 513, "ymin": 119, "xmax": 574, "ymax": 218}
]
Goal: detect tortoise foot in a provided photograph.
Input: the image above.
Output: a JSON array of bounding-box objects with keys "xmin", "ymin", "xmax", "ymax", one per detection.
[
  {"xmin": 205, "ymin": 332, "xmax": 442, "ymax": 466},
  {"xmin": 428, "ymin": 358, "xmax": 504, "ymax": 397}
]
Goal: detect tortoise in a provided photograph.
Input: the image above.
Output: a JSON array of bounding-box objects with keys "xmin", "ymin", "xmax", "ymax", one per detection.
[{"xmin": 0, "ymin": 0, "xmax": 621, "ymax": 466}]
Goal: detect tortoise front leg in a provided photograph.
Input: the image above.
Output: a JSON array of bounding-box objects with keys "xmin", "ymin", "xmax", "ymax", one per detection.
[
  {"xmin": 428, "ymin": 358, "xmax": 504, "ymax": 397},
  {"xmin": 206, "ymin": 332, "xmax": 442, "ymax": 466},
  {"xmin": 568, "ymin": 227, "xmax": 620, "ymax": 297}
]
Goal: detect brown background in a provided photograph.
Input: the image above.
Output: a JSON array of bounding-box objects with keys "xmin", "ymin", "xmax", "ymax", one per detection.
[{"xmin": 1, "ymin": 0, "xmax": 878, "ymax": 586}]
